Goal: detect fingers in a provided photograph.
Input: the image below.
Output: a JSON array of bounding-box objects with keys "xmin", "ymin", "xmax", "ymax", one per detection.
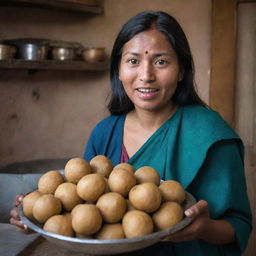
[
  {"xmin": 10, "ymin": 207, "xmax": 20, "ymax": 220},
  {"xmin": 10, "ymin": 216, "xmax": 27, "ymax": 229},
  {"xmin": 13, "ymin": 194, "xmax": 24, "ymax": 207},
  {"xmin": 10, "ymin": 207, "xmax": 27, "ymax": 230},
  {"xmin": 184, "ymin": 200, "xmax": 208, "ymax": 217}
]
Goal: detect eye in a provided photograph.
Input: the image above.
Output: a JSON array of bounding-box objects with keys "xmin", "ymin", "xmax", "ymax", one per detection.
[
  {"xmin": 155, "ymin": 59, "xmax": 168, "ymax": 66},
  {"xmin": 127, "ymin": 59, "xmax": 139, "ymax": 65}
]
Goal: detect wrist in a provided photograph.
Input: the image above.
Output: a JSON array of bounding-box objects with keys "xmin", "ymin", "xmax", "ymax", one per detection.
[{"xmin": 198, "ymin": 219, "xmax": 235, "ymax": 245}]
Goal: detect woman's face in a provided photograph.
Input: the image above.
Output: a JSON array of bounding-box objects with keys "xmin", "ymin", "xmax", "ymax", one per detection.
[{"xmin": 119, "ymin": 29, "xmax": 183, "ymax": 113}]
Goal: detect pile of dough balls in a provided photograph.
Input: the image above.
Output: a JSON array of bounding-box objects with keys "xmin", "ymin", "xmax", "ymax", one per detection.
[{"xmin": 22, "ymin": 156, "xmax": 186, "ymax": 239}]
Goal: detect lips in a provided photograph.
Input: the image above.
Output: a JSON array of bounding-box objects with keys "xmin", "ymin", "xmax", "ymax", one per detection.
[{"xmin": 135, "ymin": 87, "xmax": 159, "ymax": 100}]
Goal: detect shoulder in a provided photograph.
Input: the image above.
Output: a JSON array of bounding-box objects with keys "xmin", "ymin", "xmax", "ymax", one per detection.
[
  {"xmin": 183, "ymin": 105, "xmax": 224, "ymax": 122},
  {"xmin": 182, "ymin": 105, "xmax": 239, "ymax": 138},
  {"xmin": 90, "ymin": 114, "xmax": 125, "ymax": 136}
]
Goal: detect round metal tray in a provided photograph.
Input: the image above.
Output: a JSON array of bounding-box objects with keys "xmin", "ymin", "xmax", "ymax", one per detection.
[{"xmin": 19, "ymin": 191, "xmax": 196, "ymax": 255}]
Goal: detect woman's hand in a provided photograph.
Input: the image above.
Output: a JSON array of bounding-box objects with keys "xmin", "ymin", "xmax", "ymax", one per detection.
[
  {"xmin": 163, "ymin": 200, "xmax": 210, "ymax": 242},
  {"xmin": 162, "ymin": 200, "xmax": 235, "ymax": 245},
  {"xmin": 9, "ymin": 194, "xmax": 30, "ymax": 232}
]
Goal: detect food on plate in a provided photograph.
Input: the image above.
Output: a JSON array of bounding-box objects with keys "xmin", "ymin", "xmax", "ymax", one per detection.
[
  {"xmin": 126, "ymin": 199, "xmax": 136, "ymax": 211},
  {"xmin": 38, "ymin": 170, "xmax": 64, "ymax": 194},
  {"xmin": 71, "ymin": 204, "xmax": 102, "ymax": 235},
  {"xmin": 95, "ymin": 223, "xmax": 125, "ymax": 240},
  {"xmin": 96, "ymin": 192, "xmax": 127, "ymax": 223},
  {"xmin": 89, "ymin": 155, "xmax": 113, "ymax": 178},
  {"xmin": 122, "ymin": 210, "xmax": 154, "ymax": 238},
  {"xmin": 77, "ymin": 173, "xmax": 106, "ymax": 202},
  {"xmin": 21, "ymin": 156, "xmax": 189, "ymax": 240},
  {"xmin": 64, "ymin": 157, "xmax": 92, "ymax": 184},
  {"xmin": 22, "ymin": 190, "xmax": 41, "ymax": 221},
  {"xmin": 159, "ymin": 180, "xmax": 186, "ymax": 204},
  {"xmin": 152, "ymin": 202, "xmax": 184, "ymax": 231},
  {"xmin": 43, "ymin": 214, "xmax": 74, "ymax": 237},
  {"xmin": 32, "ymin": 194, "xmax": 62, "ymax": 223},
  {"xmin": 134, "ymin": 166, "xmax": 160, "ymax": 185},
  {"xmin": 54, "ymin": 182, "xmax": 83, "ymax": 211},
  {"xmin": 108, "ymin": 168, "xmax": 136, "ymax": 197},
  {"xmin": 113, "ymin": 163, "xmax": 135, "ymax": 174},
  {"xmin": 129, "ymin": 182, "xmax": 162, "ymax": 213}
]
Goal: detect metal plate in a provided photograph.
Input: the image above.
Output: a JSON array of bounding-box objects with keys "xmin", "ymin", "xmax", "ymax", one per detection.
[{"xmin": 19, "ymin": 192, "xmax": 196, "ymax": 255}]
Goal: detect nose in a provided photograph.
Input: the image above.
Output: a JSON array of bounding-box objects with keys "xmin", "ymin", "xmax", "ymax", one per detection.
[{"xmin": 139, "ymin": 62, "xmax": 156, "ymax": 83}]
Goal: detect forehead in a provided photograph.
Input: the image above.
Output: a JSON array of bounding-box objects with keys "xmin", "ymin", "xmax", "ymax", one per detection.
[{"xmin": 123, "ymin": 29, "xmax": 174, "ymax": 53}]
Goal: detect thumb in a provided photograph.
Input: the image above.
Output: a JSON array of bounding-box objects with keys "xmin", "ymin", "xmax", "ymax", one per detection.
[{"xmin": 184, "ymin": 200, "xmax": 208, "ymax": 217}]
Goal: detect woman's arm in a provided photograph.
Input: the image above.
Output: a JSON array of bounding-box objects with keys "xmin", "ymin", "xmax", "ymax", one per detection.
[
  {"xmin": 164, "ymin": 200, "xmax": 235, "ymax": 244},
  {"xmin": 164, "ymin": 140, "xmax": 252, "ymax": 251}
]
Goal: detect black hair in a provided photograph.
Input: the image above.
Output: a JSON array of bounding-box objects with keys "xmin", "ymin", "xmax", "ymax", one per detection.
[{"xmin": 107, "ymin": 11, "xmax": 206, "ymax": 115}]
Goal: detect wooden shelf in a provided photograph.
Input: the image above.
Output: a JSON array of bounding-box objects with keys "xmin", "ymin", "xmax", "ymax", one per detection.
[
  {"xmin": 0, "ymin": 0, "xmax": 103, "ymax": 14},
  {"xmin": 0, "ymin": 59, "xmax": 108, "ymax": 71}
]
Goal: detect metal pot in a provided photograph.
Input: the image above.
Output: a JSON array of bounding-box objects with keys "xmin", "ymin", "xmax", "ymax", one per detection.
[
  {"xmin": 19, "ymin": 43, "xmax": 48, "ymax": 60},
  {"xmin": 51, "ymin": 47, "xmax": 76, "ymax": 61},
  {"xmin": 0, "ymin": 44, "xmax": 16, "ymax": 60},
  {"xmin": 3, "ymin": 39, "xmax": 50, "ymax": 60}
]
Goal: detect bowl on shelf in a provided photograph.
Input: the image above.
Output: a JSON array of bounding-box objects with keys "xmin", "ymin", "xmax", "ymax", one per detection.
[
  {"xmin": 0, "ymin": 44, "xmax": 17, "ymax": 60},
  {"xmin": 51, "ymin": 47, "xmax": 76, "ymax": 61},
  {"xmin": 82, "ymin": 47, "xmax": 106, "ymax": 63},
  {"xmin": 19, "ymin": 191, "xmax": 196, "ymax": 255}
]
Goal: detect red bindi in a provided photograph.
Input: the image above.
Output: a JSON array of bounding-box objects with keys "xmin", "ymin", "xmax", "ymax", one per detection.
[{"xmin": 145, "ymin": 51, "xmax": 148, "ymax": 54}]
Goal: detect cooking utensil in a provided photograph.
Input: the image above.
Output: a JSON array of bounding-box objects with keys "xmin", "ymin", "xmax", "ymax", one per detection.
[
  {"xmin": 51, "ymin": 47, "xmax": 76, "ymax": 61},
  {"xmin": 0, "ymin": 44, "xmax": 16, "ymax": 60},
  {"xmin": 82, "ymin": 47, "xmax": 105, "ymax": 63},
  {"xmin": 19, "ymin": 43, "xmax": 48, "ymax": 60},
  {"xmin": 19, "ymin": 191, "xmax": 196, "ymax": 255},
  {"xmin": 3, "ymin": 38, "xmax": 50, "ymax": 60}
]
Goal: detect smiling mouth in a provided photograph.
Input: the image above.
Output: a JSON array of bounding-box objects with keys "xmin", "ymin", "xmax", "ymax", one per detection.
[{"xmin": 136, "ymin": 88, "xmax": 159, "ymax": 93}]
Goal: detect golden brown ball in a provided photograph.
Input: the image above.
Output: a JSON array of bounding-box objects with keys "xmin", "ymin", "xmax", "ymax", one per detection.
[
  {"xmin": 77, "ymin": 173, "xmax": 106, "ymax": 202},
  {"xmin": 43, "ymin": 214, "xmax": 74, "ymax": 237},
  {"xmin": 152, "ymin": 201, "xmax": 184, "ymax": 230},
  {"xmin": 71, "ymin": 204, "xmax": 102, "ymax": 235},
  {"xmin": 113, "ymin": 163, "xmax": 135, "ymax": 174},
  {"xmin": 89, "ymin": 155, "xmax": 113, "ymax": 178},
  {"xmin": 32, "ymin": 194, "xmax": 62, "ymax": 223},
  {"xmin": 129, "ymin": 183, "xmax": 162, "ymax": 213},
  {"xmin": 122, "ymin": 210, "xmax": 153, "ymax": 238},
  {"xmin": 64, "ymin": 158, "xmax": 92, "ymax": 184},
  {"xmin": 159, "ymin": 180, "xmax": 186, "ymax": 204},
  {"xmin": 135, "ymin": 166, "xmax": 160, "ymax": 185},
  {"xmin": 108, "ymin": 168, "xmax": 136, "ymax": 197},
  {"xmin": 23, "ymin": 190, "xmax": 41, "ymax": 221},
  {"xmin": 38, "ymin": 170, "xmax": 64, "ymax": 194},
  {"xmin": 54, "ymin": 182, "xmax": 83, "ymax": 211},
  {"xmin": 96, "ymin": 192, "xmax": 127, "ymax": 223}
]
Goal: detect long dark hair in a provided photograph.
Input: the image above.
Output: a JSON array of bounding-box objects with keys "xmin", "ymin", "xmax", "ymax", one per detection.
[{"xmin": 107, "ymin": 11, "xmax": 205, "ymax": 115}]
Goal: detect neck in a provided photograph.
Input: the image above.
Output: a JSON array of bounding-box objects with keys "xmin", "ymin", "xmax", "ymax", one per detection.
[{"xmin": 130, "ymin": 105, "xmax": 177, "ymax": 131}]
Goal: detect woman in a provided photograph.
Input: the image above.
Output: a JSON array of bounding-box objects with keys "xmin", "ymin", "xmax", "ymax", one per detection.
[
  {"xmin": 10, "ymin": 11, "xmax": 251, "ymax": 256},
  {"xmin": 84, "ymin": 11, "xmax": 252, "ymax": 255}
]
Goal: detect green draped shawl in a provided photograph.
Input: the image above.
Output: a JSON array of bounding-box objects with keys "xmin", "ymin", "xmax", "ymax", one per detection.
[{"xmin": 84, "ymin": 105, "xmax": 252, "ymax": 256}]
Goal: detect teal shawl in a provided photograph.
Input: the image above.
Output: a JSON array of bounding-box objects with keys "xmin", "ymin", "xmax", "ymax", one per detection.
[{"xmin": 84, "ymin": 105, "xmax": 252, "ymax": 256}]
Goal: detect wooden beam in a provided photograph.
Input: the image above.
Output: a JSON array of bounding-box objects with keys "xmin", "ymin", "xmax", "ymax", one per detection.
[{"xmin": 210, "ymin": 0, "xmax": 237, "ymax": 126}]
